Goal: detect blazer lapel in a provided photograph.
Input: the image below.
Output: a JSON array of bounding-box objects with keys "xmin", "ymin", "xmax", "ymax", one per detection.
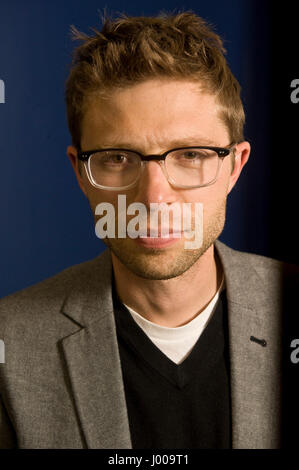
[
  {"xmin": 59, "ymin": 249, "xmax": 132, "ymax": 449},
  {"xmin": 215, "ymin": 240, "xmax": 282, "ymax": 449}
]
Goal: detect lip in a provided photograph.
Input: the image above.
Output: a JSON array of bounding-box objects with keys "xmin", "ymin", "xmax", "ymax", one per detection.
[{"xmin": 133, "ymin": 232, "xmax": 183, "ymax": 248}]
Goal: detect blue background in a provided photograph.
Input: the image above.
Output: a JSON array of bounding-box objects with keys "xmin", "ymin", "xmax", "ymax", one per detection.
[{"xmin": 0, "ymin": 0, "xmax": 295, "ymax": 298}]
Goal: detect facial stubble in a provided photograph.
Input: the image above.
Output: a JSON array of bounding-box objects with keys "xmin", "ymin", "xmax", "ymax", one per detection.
[{"xmin": 101, "ymin": 198, "xmax": 227, "ymax": 280}]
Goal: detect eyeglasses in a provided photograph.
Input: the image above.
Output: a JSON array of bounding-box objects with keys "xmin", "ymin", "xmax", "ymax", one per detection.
[{"xmin": 77, "ymin": 144, "xmax": 236, "ymax": 191}]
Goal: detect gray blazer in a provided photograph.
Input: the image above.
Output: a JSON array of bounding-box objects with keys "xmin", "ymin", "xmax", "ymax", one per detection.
[{"xmin": 0, "ymin": 240, "xmax": 298, "ymax": 449}]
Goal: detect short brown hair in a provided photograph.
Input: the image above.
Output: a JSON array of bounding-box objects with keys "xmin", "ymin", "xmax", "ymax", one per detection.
[{"xmin": 65, "ymin": 11, "xmax": 245, "ymax": 151}]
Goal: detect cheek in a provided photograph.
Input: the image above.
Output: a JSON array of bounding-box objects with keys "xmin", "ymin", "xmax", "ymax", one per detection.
[
  {"xmin": 184, "ymin": 179, "xmax": 228, "ymax": 208},
  {"xmin": 182, "ymin": 184, "xmax": 227, "ymax": 226},
  {"xmin": 85, "ymin": 187, "xmax": 119, "ymax": 215}
]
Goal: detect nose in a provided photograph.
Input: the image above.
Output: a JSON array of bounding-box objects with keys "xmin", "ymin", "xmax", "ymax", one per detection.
[{"xmin": 133, "ymin": 160, "xmax": 178, "ymax": 206}]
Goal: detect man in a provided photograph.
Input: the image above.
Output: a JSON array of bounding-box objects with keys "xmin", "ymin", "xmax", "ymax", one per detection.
[{"xmin": 0, "ymin": 12, "xmax": 298, "ymax": 449}]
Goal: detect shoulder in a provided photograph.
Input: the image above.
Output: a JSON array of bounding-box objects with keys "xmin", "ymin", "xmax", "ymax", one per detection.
[
  {"xmin": 215, "ymin": 239, "xmax": 299, "ymax": 277},
  {"xmin": 0, "ymin": 250, "xmax": 110, "ymax": 333},
  {"xmin": 215, "ymin": 239, "xmax": 299, "ymax": 304}
]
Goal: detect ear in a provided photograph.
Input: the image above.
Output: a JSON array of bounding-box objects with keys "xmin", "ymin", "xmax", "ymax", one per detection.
[
  {"xmin": 227, "ymin": 141, "xmax": 251, "ymax": 194},
  {"xmin": 66, "ymin": 145, "xmax": 88, "ymax": 198}
]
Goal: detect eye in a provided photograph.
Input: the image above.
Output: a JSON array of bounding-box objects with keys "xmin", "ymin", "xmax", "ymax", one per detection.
[
  {"xmin": 172, "ymin": 149, "xmax": 211, "ymax": 163},
  {"xmin": 104, "ymin": 152, "xmax": 129, "ymax": 165},
  {"xmin": 181, "ymin": 150, "xmax": 209, "ymax": 159}
]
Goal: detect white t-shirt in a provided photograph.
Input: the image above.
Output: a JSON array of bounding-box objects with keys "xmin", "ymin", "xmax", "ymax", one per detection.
[{"xmin": 124, "ymin": 275, "xmax": 225, "ymax": 365}]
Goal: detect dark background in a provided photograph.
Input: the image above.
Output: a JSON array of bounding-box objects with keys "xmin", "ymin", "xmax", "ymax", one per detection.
[{"xmin": 0, "ymin": 0, "xmax": 297, "ymax": 298}]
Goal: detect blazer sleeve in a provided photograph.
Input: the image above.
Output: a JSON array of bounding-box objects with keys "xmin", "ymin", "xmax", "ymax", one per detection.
[{"xmin": 0, "ymin": 393, "xmax": 17, "ymax": 448}]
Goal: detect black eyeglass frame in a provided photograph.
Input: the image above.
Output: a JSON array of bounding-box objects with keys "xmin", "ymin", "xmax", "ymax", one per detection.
[
  {"xmin": 77, "ymin": 145, "xmax": 235, "ymax": 162},
  {"xmin": 77, "ymin": 143, "xmax": 237, "ymax": 190}
]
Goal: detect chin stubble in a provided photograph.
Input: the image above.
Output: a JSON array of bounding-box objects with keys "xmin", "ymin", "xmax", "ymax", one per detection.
[{"xmin": 103, "ymin": 199, "xmax": 227, "ymax": 280}]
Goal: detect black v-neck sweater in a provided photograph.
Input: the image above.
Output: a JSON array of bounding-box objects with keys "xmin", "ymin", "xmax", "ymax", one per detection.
[{"xmin": 112, "ymin": 285, "xmax": 232, "ymax": 449}]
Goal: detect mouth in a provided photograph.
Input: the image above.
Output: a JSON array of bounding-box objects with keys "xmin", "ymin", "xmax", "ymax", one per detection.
[
  {"xmin": 133, "ymin": 230, "xmax": 185, "ymax": 248},
  {"xmin": 143, "ymin": 229, "xmax": 183, "ymax": 237}
]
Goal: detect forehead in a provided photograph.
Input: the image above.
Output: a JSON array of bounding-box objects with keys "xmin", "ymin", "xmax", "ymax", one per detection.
[{"xmin": 81, "ymin": 79, "xmax": 229, "ymax": 150}]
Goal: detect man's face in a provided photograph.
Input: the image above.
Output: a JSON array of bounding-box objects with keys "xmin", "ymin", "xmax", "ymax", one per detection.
[{"xmin": 67, "ymin": 79, "xmax": 250, "ymax": 279}]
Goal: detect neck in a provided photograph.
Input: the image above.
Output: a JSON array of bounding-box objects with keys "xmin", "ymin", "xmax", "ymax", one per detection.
[{"xmin": 111, "ymin": 244, "xmax": 223, "ymax": 328}]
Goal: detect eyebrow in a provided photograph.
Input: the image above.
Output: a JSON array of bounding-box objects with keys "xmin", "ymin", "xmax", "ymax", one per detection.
[{"xmin": 92, "ymin": 136, "xmax": 220, "ymax": 151}]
